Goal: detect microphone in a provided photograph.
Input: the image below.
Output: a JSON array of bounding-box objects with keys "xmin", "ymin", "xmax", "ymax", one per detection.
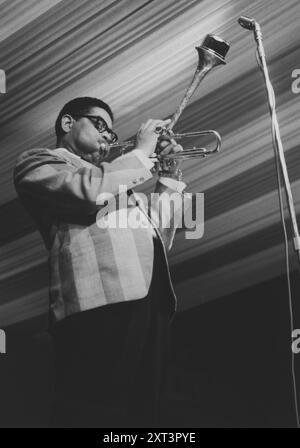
[{"xmin": 238, "ymin": 16, "xmax": 256, "ymax": 31}]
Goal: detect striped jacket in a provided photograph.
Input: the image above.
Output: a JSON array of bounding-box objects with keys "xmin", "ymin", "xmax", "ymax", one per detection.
[{"xmin": 14, "ymin": 147, "xmax": 190, "ymax": 322}]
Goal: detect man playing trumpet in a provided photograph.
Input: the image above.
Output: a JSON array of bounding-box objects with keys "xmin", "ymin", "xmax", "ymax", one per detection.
[{"xmin": 14, "ymin": 96, "xmax": 189, "ymax": 428}]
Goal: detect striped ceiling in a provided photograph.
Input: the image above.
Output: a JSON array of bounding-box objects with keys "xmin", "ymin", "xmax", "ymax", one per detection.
[{"xmin": 1, "ymin": 0, "xmax": 300, "ymax": 328}]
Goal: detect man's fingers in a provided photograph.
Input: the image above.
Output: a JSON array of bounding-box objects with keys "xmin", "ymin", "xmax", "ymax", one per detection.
[
  {"xmin": 173, "ymin": 144, "xmax": 183, "ymax": 153},
  {"xmin": 157, "ymin": 139, "xmax": 170, "ymax": 149},
  {"xmin": 162, "ymin": 118, "xmax": 171, "ymax": 127},
  {"xmin": 159, "ymin": 142, "xmax": 183, "ymax": 156},
  {"xmin": 146, "ymin": 118, "xmax": 171, "ymax": 130},
  {"xmin": 159, "ymin": 143, "xmax": 172, "ymax": 156}
]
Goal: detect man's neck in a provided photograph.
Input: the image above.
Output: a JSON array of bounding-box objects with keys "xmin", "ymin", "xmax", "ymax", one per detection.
[{"xmin": 57, "ymin": 140, "xmax": 79, "ymax": 157}]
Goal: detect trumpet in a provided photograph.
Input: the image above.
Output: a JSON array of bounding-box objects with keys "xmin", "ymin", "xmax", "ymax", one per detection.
[
  {"xmin": 108, "ymin": 34, "xmax": 230, "ymax": 162},
  {"xmin": 109, "ymin": 129, "xmax": 221, "ymax": 160}
]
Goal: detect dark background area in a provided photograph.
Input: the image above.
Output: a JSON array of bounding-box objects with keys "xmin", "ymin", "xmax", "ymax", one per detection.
[
  {"xmin": 0, "ymin": 271, "xmax": 299, "ymax": 428},
  {"xmin": 166, "ymin": 271, "xmax": 300, "ymax": 428}
]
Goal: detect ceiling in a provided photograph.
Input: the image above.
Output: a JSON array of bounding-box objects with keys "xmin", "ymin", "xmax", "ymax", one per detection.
[{"xmin": 0, "ymin": 0, "xmax": 300, "ymax": 328}]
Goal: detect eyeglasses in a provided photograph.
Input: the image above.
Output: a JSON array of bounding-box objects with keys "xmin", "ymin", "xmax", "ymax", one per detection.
[{"xmin": 73, "ymin": 114, "xmax": 118, "ymax": 143}]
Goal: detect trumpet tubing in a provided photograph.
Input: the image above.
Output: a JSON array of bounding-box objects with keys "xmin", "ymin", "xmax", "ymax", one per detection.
[
  {"xmin": 108, "ymin": 34, "xmax": 230, "ymax": 163},
  {"xmin": 157, "ymin": 130, "xmax": 221, "ymax": 159}
]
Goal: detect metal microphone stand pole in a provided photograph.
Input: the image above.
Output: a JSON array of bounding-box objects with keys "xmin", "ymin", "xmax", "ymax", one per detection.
[
  {"xmin": 239, "ymin": 18, "xmax": 300, "ymax": 430},
  {"xmin": 253, "ymin": 21, "xmax": 300, "ymax": 268}
]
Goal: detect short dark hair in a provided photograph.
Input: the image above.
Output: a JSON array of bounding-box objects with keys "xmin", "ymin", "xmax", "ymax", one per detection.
[{"xmin": 55, "ymin": 97, "xmax": 114, "ymax": 142}]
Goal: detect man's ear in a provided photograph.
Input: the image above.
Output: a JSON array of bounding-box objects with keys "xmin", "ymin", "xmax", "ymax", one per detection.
[{"xmin": 61, "ymin": 114, "xmax": 74, "ymax": 134}]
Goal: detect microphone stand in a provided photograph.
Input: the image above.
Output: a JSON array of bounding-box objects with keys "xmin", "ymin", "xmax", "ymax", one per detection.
[
  {"xmin": 239, "ymin": 17, "xmax": 300, "ymax": 430},
  {"xmin": 249, "ymin": 20, "xmax": 300, "ymax": 268}
]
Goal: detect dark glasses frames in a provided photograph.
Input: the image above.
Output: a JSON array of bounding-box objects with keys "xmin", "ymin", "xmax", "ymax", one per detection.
[{"xmin": 73, "ymin": 114, "xmax": 118, "ymax": 143}]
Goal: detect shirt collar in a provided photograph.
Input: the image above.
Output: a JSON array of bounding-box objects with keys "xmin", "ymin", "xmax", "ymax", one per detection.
[{"xmin": 55, "ymin": 147, "xmax": 81, "ymax": 160}]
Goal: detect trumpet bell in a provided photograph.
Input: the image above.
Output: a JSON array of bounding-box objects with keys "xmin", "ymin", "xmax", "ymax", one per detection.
[{"xmin": 107, "ymin": 33, "xmax": 229, "ymax": 165}]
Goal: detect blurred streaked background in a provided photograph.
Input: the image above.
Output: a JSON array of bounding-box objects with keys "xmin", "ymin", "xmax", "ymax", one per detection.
[{"xmin": 0, "ymin": 0, "xmax": 300, "ymax": 427}]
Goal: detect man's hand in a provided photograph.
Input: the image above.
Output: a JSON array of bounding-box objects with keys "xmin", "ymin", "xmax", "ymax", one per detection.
[
  {"xmin": 135, "ymin": 118, "xmax": 171, "ymax": 158},
  {"xmin": 157, "ymin": 136, "xmax": 183, "ymax": 176}
]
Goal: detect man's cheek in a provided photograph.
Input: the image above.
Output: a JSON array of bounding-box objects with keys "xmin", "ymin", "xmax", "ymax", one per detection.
[{"xmin": 81, "ymin": 133, "xmax": 98, "ymax": 151}]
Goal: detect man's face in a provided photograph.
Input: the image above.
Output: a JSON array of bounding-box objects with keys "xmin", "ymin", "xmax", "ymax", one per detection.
[{"xmin": 69, "ymin": 106, "xmax": 114, "ymax": 165}]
